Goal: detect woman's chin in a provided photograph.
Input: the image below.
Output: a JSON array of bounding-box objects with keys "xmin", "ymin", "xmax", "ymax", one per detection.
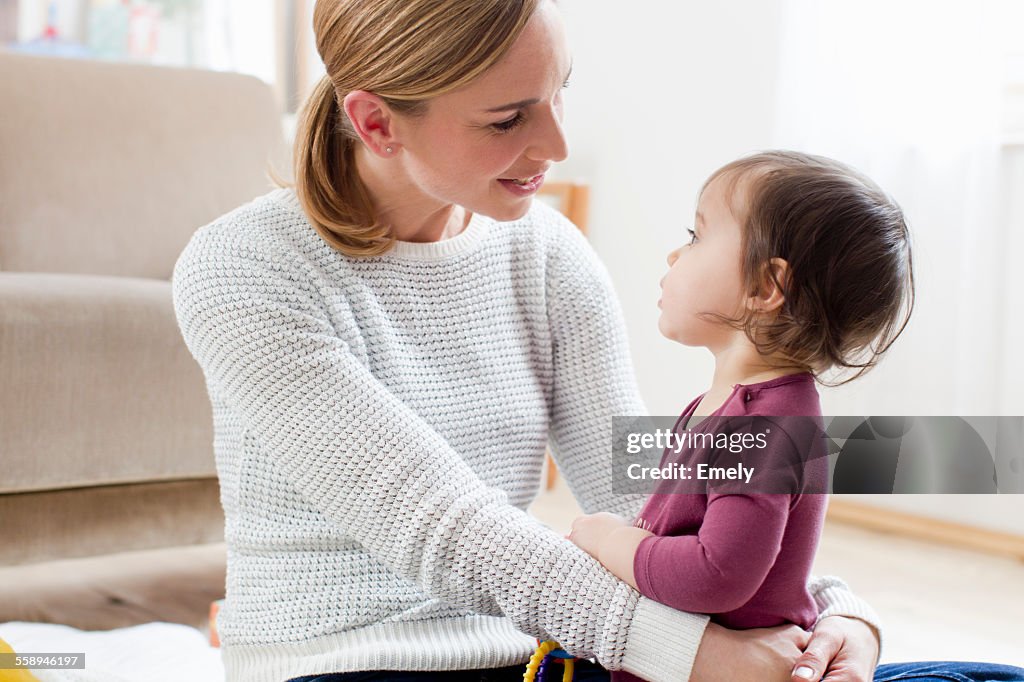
[
  {"xmin": 472, "ymin": 192, "xmax": 533, "ymax": 223},
  {"xmin": 493, "ymin": 200, "xmax": 533, "ymax": 223}
]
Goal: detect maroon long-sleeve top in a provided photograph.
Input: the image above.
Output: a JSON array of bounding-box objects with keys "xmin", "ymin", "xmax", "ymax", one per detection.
[{"xmin": 614, "ymin": 373, "xmax": 828, "ymax": 681}]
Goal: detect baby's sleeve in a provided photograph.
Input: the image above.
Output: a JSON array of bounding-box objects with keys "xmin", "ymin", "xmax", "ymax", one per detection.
[{"xmin": 633, "ymin": 493, "xmax": 792, "ymax": 612}]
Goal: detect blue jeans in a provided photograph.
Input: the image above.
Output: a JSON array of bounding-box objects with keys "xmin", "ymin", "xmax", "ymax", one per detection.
[
  {"xmin": 874, "ymin": 661, "xmax": 1024, "ymax": 681},
  {"xmin": 288, "ymin": 659, "xmax": 1024, "ymax": 681}
]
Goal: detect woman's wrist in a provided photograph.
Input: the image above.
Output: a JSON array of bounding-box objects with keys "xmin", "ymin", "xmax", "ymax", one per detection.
[
  {"xmin": 791, "ymin": 615, "xmax": 881, "ymax": 681},
  {"xmin": 690, "ymin": 621, "xmax": 811, "ymax": 682},
  {"xmin": 819, "ymin": 615, "xmax": 881, "ymax": 663},
  {"xmin": 810, "ymin": 576, "xmax": 884, "ymax": 660},
  {"xmin": 619, "ymin": 597, "xmax": 709, "ymax": 682}
]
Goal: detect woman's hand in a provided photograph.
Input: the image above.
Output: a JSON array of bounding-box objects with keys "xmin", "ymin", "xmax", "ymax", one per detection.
[
  {"xmin": 691, "ymin": 622, "xmax": 811, "ymax": 682},
  {"xmin": 790, "ymin": 616, "xmax": 880, "ymax": 682},
  {"xmin": 690, "ymin": 616, "xmax": 880, "ymax": 682},
  {"xmin": 566, "ymin": 512, "xmax": 630, "ymax": 559}
]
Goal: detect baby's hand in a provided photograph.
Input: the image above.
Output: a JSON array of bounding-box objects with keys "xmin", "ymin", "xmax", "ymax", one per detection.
[{"xmin": 566, "ymin": 512, "xmax": 631, "ymax": 559}]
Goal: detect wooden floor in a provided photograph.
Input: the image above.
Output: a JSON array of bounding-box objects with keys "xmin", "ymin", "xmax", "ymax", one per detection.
[{"xmin": 528, "ymin": 476, "xmax": 1024, "ymax": 668}]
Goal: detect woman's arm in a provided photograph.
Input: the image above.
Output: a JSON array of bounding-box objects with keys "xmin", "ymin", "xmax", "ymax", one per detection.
[
  {"xmin": 171, "ymin": 223, "xmax": 704, "ymax": 682},
  {"xmin": 542, "ymin": 214, "xmax": 651, "ymax": 522}
]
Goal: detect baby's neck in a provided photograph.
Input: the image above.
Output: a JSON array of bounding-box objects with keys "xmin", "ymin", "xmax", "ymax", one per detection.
[{"xmin": 694, "ymin": 342, "xmax": 807, "ymax": 416}]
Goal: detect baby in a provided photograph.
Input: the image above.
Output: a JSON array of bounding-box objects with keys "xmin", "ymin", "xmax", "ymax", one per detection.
[{"xmin": 567, "ymin": 151, "xmax": 915, "ymax": 680}]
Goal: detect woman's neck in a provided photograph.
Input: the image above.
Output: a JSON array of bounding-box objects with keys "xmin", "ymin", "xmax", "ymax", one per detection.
[{"xmin": 354, "ymin": 145, "xmax": 471, "ymax": 243}]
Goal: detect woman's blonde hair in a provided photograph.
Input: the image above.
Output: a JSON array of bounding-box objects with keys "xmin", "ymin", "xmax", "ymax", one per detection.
[{"xmin": 280, "ymin": 0, "xmax": 541, "ymax": 257}]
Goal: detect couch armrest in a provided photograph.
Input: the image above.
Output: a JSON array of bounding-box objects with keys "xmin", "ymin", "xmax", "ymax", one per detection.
[{"xmin": 0, "ymin": 272, "xmax": 215, "ymax": 494}]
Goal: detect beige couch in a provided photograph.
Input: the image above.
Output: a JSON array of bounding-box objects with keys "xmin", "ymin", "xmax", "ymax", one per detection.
[{"xmin": 0, "ymin": 51, "xmax": 287, "ymax": 630}]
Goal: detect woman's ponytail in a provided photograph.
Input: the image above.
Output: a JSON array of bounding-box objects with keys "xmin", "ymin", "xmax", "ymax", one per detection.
[{"xmin": 291, "ymin": 75, "xmax": 392, "ymax": 257}]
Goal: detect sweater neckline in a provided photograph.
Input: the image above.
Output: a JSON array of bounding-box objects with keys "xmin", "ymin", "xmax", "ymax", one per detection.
[
  {"xmin": 385, "ymin": 211, "xmax": 489, "ymax": 262},
  {"xmin": 276, "ymin": 188, "xmax": 490, "ymax": 262}
]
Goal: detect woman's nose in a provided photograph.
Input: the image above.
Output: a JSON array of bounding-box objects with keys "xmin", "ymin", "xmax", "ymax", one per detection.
[{"xmin": 525, "ymin": 106, "xmax": 569, "ymax": 163}]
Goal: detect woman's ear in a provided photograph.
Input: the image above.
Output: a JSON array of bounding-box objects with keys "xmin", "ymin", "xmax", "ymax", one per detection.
[
  {"xmin": 747, "ymin": 257, "xmax": 789, "ymax": 314},
  {"xmin": 342, "ymin": 90, "xmax": 400, "ymax": 157}
]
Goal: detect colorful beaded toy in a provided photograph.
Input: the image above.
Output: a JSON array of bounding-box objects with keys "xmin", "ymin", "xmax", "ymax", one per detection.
[{"xmin": 523, "ymin": 639, "xmax": 575, "ymax": 681}]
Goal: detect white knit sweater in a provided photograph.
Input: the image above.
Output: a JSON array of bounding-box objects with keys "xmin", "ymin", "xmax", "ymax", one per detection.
[{"xmin": 171, "ymin": 188, "xmax": 880, "ymax": 682}]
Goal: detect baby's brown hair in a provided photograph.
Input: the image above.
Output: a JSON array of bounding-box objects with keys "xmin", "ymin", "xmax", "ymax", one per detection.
[{"xmin": 704, "ymin": 150, "xmax": 915, "ymax": 384}]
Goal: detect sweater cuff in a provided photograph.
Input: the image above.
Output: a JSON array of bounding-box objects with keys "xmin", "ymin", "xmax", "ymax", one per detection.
[
  {"xmin": 619, "ymin": 597, "xmax": 709, "ymax": 682},
  {"xmin": 810, "ymin": 575, "xmax": 884, "ymax": 662}
]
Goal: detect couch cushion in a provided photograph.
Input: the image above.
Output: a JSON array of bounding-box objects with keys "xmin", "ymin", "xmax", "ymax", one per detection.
[
  {"xmin": 0, "ymin": 51, "xmax": 288, "ymax": 279},
  {"xmin": 0, "ymin": 272, "xmax": 215, "ymax": 493},
  {"xmin": 0, "ymin": 480, "xmax": 224, "ymax": 565}
]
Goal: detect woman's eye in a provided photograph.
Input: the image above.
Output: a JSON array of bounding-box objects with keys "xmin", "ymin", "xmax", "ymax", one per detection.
[
  {"xmin": 492, "ymin": 113, "xmax": 525, "ymax": 133},
  {"xmin": 687, "ymin": 228, "xmax": 698, "ymax": 245}
]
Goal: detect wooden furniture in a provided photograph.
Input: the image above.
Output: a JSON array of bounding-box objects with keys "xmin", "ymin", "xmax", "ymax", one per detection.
[
  {"xmin": 536, "ymin": 180, "xmax": 591, "ymax": 490},
  {"xmin": 537, "ymin": 180, "xmax": 591, "ymax": 236}
]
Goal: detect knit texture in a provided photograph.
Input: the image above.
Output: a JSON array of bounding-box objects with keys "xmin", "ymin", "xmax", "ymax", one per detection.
[{"xmin": 172, "ymin": 188, "xmax": 879, "ymax": 682}]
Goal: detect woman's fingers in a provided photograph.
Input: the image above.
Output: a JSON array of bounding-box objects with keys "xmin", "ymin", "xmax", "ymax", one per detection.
[{"xmin": 791, "ymin": 625, "xmax": 843, "ymax": 681}]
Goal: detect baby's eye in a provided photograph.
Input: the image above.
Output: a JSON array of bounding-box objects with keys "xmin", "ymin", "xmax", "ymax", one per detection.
[
  {"xmin": 687, "ymin": 228, "xmax": 698, "ymax": 245},
  {"xmin": 492, "ymin": 112, "xmax": 525, "ymax": 133}
]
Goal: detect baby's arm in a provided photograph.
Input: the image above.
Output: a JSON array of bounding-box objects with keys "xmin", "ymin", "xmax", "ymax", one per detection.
[
  {"xmin": 571, "ymin": 495, "xmax": 793, "ymax": 612},
  {"xmin": 631, "ymin": 494, "xmax": 791, "ymax": 613},
  {"xmin": 567, "ymin": 512, "xmax": 651, "ymax": 589},
  {"xmin": 597, "ymin": 525, "xmax": 654, "ymax": 590}
]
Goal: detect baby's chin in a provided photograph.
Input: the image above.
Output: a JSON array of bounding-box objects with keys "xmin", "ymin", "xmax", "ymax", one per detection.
[{"xmin": 657, "ymin": 317, "xmax": 708, "ymax": 347}]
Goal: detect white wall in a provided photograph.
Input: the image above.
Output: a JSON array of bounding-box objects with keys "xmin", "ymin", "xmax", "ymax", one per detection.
[
  {"xmin": 999, "ymin": 146, "xmax": 1024, "ymax": 413},
  {"xmin": 552, "ymin": 0, "xmax": 785, "ymax": 415}
]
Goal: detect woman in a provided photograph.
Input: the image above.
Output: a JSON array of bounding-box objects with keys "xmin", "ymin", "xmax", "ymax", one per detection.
[{"xmin": 171, "ymin": 1, "xmax": 1023, "ymax": 681}]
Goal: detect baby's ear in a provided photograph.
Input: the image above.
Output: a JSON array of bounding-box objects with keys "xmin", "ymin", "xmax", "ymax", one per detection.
[{"xmin": 747, "ymin": 257, "xmax": 789, "ymax": 313}]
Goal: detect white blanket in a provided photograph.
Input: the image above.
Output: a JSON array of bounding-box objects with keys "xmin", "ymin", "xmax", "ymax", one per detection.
[{"xmin": 0, "ymin": 622, "xmax": 224, "ymax": 682}]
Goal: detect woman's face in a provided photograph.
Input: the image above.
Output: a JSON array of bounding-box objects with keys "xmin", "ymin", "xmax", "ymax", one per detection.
[
  {"xmin": 393, "ymin": 0, "xmax": 572, "ymax": 222},
  {"xmin": 658, "ymin": 175, "xmax": 749, "ymax": 351}
]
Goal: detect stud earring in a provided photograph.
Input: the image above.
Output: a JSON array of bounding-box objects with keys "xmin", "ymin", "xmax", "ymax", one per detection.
[{"xmin": 385, "ymin": 146, "xmax": 394, "ymax": 154}]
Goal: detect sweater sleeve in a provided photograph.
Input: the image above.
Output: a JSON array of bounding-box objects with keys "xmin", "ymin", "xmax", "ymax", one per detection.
[
  {"xmin": 810, "ymin": 575, "xmax": 885, "ymax": 659},
  {"xmin": 543, "ymin": 221, "xmax": 650, "ymax": 522},
  {"xmin": 171, "ymin": 226, "xmax": 705, "ymax": 682},
  {"xmin": 634, "ymin": 494, "xmax": 791, "ymax": 613}
]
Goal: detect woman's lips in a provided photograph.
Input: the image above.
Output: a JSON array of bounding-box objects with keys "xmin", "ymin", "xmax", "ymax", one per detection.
[{"xmin": 498, "ymin": 173, "xmax": 546, "ymax": 196}]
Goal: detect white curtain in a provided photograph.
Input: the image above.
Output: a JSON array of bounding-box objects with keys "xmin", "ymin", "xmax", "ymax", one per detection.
[
  {"xmin": 199, "ymin": 0, "xmax": 276, "ymax": 82},
  {"xmin": 772, "ymin": 0, "xmax": 1019, "ymax": 416}
]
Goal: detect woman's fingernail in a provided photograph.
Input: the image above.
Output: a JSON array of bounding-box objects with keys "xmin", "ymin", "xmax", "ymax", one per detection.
[{"xmin": 794, "ymin": 666, "xmax": 815, "ymax": 680}]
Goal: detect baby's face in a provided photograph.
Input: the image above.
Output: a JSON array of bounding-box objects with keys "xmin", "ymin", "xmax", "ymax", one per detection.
[{"xmin": 657, "ymin": 174, "xmax": 748, "ymax": 350}]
